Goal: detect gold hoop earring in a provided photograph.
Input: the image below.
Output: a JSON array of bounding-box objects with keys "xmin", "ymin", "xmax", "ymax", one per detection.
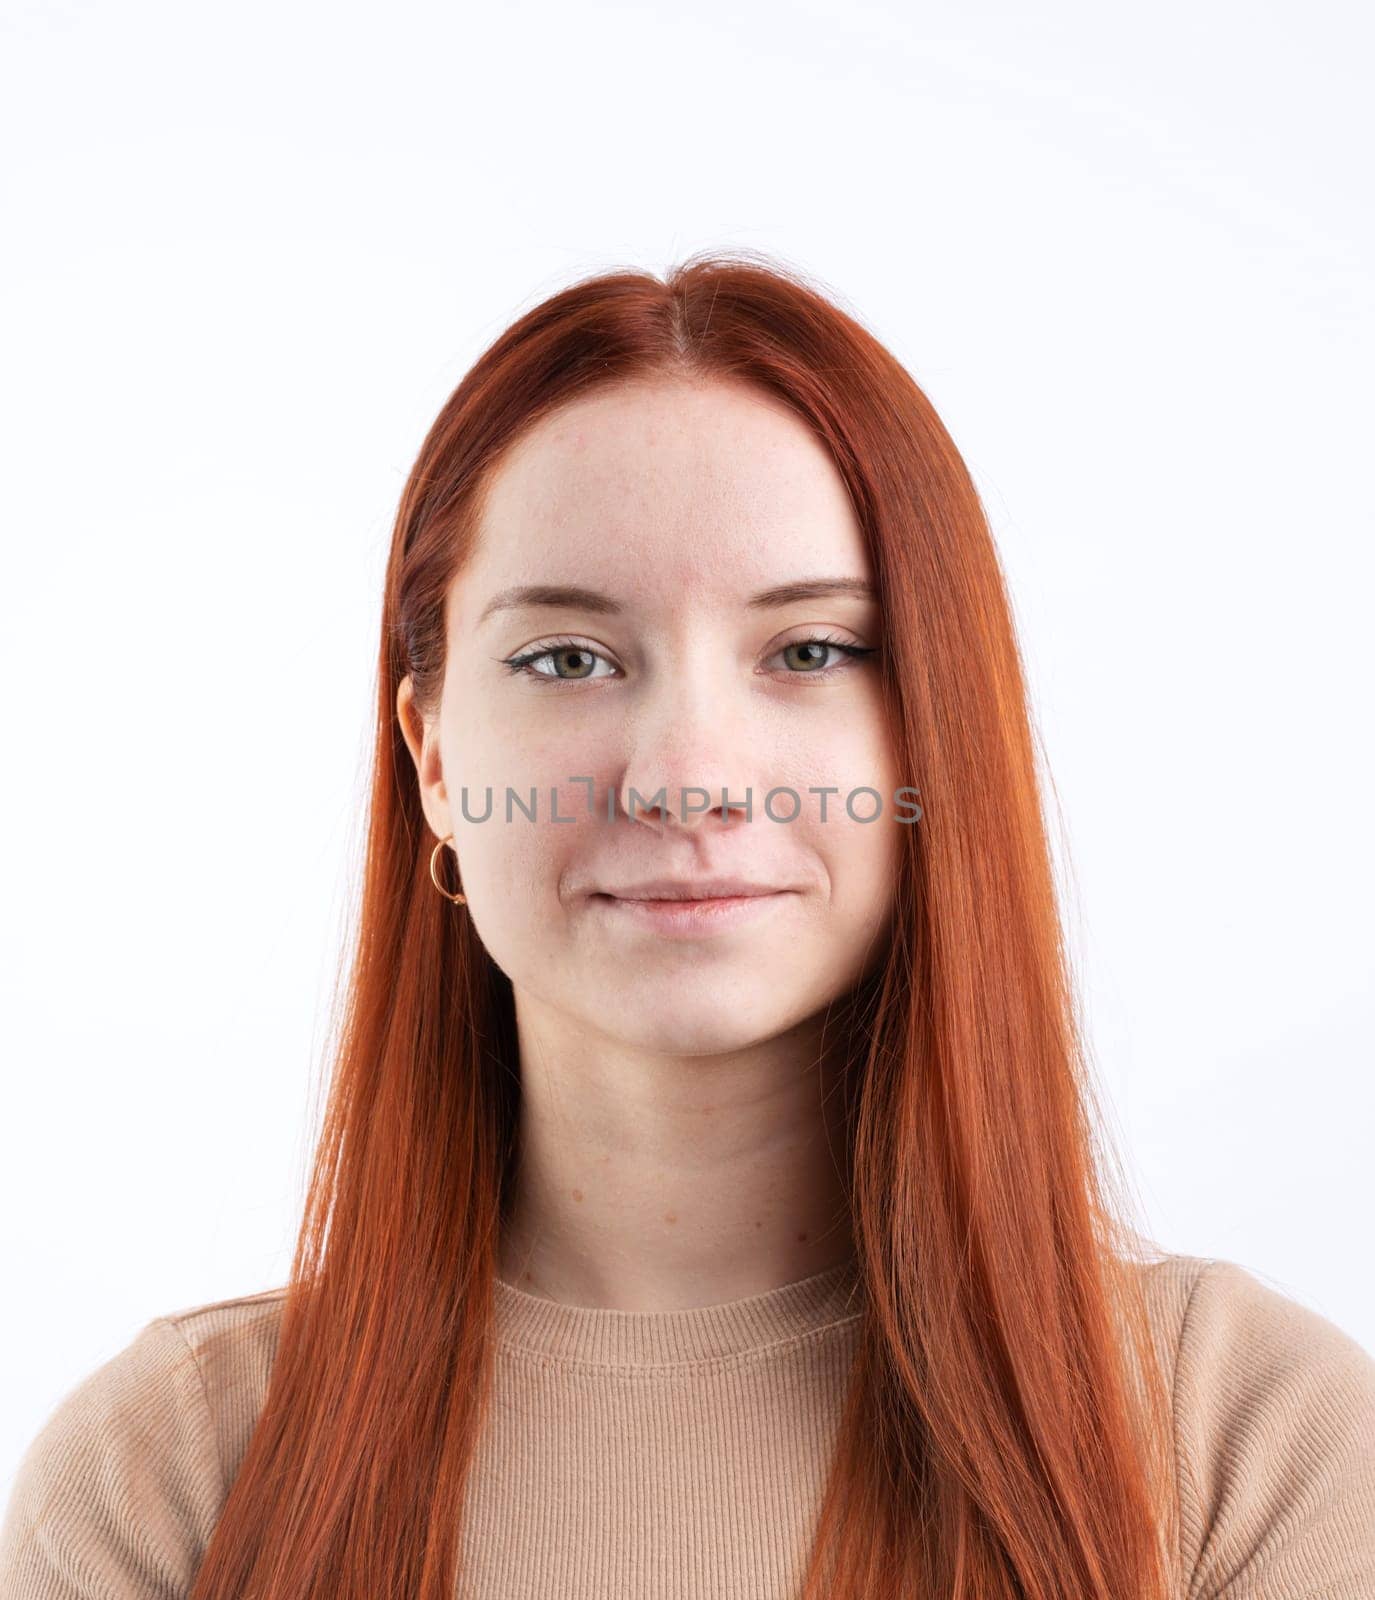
[{"xmin": 428, "ymin": 834, "xmax": 467, "ymax": 905}]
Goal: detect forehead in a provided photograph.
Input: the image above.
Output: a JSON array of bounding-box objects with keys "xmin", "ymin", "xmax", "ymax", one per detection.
[{"xmin": 460, "ymin": 377, "xmax": 870, "ymax": 611}]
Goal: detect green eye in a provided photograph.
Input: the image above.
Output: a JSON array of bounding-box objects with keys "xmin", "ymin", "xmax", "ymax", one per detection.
[
  {"xmin": 496, "ymin": 634, "xmax": 876, "ymax": 688},
  {"xmin": 781, "ymin": 640, "xmax": 846, "ymax": 671},
  {"xmin": 500, "ymin": 640, "xmax": 617, "ymax": 682},
  {"xmin": 771, "ymin": 637, "xmax": 875, "ymax": 676}
]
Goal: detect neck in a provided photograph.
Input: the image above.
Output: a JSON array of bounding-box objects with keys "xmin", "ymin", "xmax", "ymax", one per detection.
[{"xmin": 496, "ymin": 994, "xmax": 865, "ymax": 1312}]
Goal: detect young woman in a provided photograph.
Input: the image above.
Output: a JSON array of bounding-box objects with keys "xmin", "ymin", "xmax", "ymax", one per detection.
[{"xmin": 3, "ymin": 252, "xmax": 1372, "ymax": 1600}]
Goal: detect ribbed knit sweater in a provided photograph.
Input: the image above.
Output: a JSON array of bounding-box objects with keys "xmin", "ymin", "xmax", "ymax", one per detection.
[{"xmin": 2, "ymin": 1251, "xmax": 1373, "ymax": 1598}]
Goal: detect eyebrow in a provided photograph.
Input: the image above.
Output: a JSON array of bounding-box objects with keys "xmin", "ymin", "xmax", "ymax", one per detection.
[{"xmin": 476, "ymin": 576, "xmax": 876, "ymax": 627}]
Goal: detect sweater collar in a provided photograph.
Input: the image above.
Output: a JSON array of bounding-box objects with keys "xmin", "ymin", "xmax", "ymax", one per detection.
[{"xmin": 492, "ymin": 1253, "xmax": 863, "ymax": 1367}]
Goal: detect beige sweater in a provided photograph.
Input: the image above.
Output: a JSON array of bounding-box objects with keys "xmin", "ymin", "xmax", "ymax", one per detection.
[{"xmin": 2, "ymin": 1251, "xmax": 1373, "ymax": 1598}]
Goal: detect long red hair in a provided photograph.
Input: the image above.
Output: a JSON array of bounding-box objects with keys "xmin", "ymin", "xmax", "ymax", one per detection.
[{"xmin": 187, "ymin": 249, "xmax": 1179, "ymax": 1600}]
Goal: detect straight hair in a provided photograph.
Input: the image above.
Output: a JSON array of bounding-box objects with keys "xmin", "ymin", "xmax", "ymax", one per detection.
[{"xmin": 187, "ymin": 249, "xmax": 1179, "ymax": 1600}]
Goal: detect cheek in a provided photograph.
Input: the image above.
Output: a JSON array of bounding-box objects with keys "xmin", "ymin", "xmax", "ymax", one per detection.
[
  {"xmin": 824, "ymin": 807, "xmax": 900, "ymax": 914},
  {"xmin": 817, "ymin": 814, "xmax": 900, "ymax": 994},
  {"xmin": 453, "ymin": 815, "xmax": 596, "ymax": 994},
  {"xmin": 458, "ymin": 806, "xmax": 590, "ymax": 904},
  {"xmin": 445, "ymin": 689, "xmax": 593, "ymax": 836},
  {"xmin": 779, "ymin": 706, "xmax": 900, "ymax": 835},
  {"xmin": 797, "ymin": 698, "xmax": 901, "ymax": 936},
  {"xmin": 452, "ymin": 704, "xmax": 576, "ymax": 797}
]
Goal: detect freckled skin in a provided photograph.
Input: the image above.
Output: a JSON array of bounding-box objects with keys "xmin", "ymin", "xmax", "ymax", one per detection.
[{"xmin": 397, "ymin": 375, "xmax": 896, "ymax": 1311}]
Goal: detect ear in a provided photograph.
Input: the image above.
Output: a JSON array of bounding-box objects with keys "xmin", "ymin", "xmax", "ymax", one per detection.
[{"xmin": 395, "ymin": 674, "xmax": 451, "ymax": 842}]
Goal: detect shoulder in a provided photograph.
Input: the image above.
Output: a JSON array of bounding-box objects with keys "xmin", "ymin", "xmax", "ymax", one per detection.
[
  {"xmin": 0, "ymin": 1287, "xmax": 286, "ymax": 1598},
  {"xmin": 158, "ymin": 1285, "xmax": 287, "ymax": 1479},
  {"xmin": 1145, "ymin": 1252, "xmax": 1375, "ymax": 1599}
]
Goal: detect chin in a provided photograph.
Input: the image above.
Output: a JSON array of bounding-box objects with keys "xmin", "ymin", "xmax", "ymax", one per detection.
[
  {"xmin": 605, "ymin": 993, "xmax": 784, "ymax": 1058},
  {"xmin": 593, "ymin": 955, "xmax": 849, "ymax": 1054}
]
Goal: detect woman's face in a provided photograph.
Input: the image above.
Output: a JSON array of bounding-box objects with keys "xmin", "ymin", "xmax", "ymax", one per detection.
[{"xmin": 399, "ymin": 375, "xmax": 901, "ymax": 1056}]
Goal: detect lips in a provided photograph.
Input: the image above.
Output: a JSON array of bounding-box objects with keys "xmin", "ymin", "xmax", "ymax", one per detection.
[
  {"xmin": 588, "ymin": 886, "xmax": 795, "ymax": 940},
  {"xmin": 594, "ymin": 878, "xmax": 786, "ymax": 902}
]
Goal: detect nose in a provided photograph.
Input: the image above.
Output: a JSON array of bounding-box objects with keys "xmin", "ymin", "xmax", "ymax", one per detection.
[{"xmin": 615, "ymin": 664, "xmax": 752, "ymax": 834}]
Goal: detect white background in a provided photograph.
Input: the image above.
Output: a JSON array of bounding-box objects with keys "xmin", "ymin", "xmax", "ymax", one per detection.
[{"xmin": 2, "ymin": 0, "xmax": 1371, "ymax": 1495}]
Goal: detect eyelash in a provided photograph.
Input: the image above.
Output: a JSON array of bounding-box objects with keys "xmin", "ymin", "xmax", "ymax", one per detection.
[{"xmin": 497, "ymin": 632, "xmax": 876, "ymax": 687}]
